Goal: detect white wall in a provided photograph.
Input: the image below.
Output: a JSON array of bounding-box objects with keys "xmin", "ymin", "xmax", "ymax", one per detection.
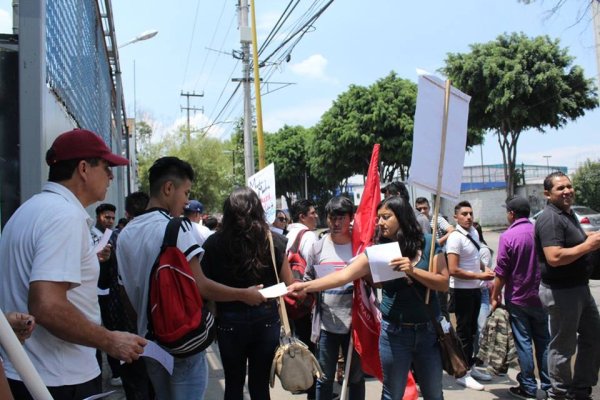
[{"xmin": 439, "ymin": 184, "xmax": 546, "ymax": 227}]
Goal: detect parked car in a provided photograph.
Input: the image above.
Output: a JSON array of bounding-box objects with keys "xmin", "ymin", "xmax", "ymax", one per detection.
[{"xmin": 530, "ymin": 205, "xmax": 600, "ymax": 232}]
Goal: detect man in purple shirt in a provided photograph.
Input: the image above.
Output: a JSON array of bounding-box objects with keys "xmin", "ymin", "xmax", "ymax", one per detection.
[{"xmin": 491, "ymin": 196, "xmax": 550, "ymax": 400}]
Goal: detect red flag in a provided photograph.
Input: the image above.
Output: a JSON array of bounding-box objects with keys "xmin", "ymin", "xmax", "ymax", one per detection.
[
  {"xmin": 351, "ymin": 144, "xmax": 418, "ymax": 400},
  {"xmin": 351, "ymin": 144, "xmax": 383, "ymax": 381}
]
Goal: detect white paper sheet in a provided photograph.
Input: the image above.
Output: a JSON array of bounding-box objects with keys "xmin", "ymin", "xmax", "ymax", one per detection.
[
  {"xmin": 259, "ymin": 282, "xmax": 287, "ymax": 298},
  {"xmin": 365, "ymin": 242, "xmax": 406, "ymax": 283},
  {"xmin": 83, "ymin": 391, "xmax": 117, "ymax": 400},
  {"xmin": 141, "ymin": 341, "xmax": 174, "ymax": 375},
  {"xmin": 93, "ymin": 228, "xmax": 112, "ymax": 254}
]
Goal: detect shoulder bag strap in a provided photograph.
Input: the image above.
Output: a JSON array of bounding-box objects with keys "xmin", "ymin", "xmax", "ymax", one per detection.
[
  {"xmin": 459, "ymin": 230, "xmax": 480, "ymax": 251},
  {"xmin": 268, "ymin": 232, "xmax": 292, "ymax": 337}
]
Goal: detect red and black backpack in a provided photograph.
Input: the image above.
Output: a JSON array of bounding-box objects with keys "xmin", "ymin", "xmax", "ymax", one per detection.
[{"xmin": 147, "ymin": 217, "xmax": 215, "ymax": 357}]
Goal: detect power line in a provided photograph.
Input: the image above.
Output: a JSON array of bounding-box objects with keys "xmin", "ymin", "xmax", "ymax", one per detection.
[{"xmin": 180, "ymin": 0, "xmax": 203, "ymax": 89}]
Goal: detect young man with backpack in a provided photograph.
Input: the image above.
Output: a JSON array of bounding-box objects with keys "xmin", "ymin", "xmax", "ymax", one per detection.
[
  {"xmin": 286, "ymin": 199, "xmax": 319, "ymax": 399},
  {"xmin": 116, "ymin": 157, "xmax": 265, "ymax": 400},
  {"xmin": 304, "ymin": 196, "xmax": 365, "ymax": 400}
]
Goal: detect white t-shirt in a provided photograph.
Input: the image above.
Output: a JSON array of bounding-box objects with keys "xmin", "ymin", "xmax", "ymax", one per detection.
[
  {"xmin": 286, "ymin": 222, "xmax": 318, "ymax": 261},
  {"xmin": 446, "ymin": 225, "xmax": 482, "ymax": 289},
  {"xmin": 192, "ymin": 222, "xmax": 213, "ymax": 246},
  {"xmin": 116, "ymin": 210, "xmax": 204, "ymax": 337},
  {"xmin": 0, "ymin": 182, "xmax": 101, "ymax": 386}
]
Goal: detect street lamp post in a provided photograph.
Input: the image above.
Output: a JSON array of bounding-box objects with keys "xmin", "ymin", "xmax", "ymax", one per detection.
[{"xmin": 117, "ymin": 29, "xmax": 158, "ymax": 194}]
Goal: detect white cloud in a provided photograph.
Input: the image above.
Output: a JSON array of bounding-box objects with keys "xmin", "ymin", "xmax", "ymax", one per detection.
[
  {"xmin": 146, "ymin": 112, "xmax": 226, "ymax": 144},
  {"xmin": 0, "ymin": 8, "xmax": 11, "ymax": 34},
  {"xmin": 263, "ymin": 98, "xmax": 332, "ymax": 132},
  {"xmin": 289, "ymin": 54, "xmax": 337, "ymax": 83}
]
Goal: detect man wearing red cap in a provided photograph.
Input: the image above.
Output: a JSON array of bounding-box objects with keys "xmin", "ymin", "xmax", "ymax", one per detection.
[{"xmin": 0, "ymin": 129, "xmax": 147, "ymax": 400}]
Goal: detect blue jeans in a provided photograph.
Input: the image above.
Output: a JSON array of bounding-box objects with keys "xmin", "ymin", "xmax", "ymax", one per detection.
[
  {"xmin": 379, "ymin": 319, "xmax": 443, "ymax": 400},
  {"xmin": 506, "ymin": 302, "xmax": 551, "ymax": 394},
  {"xmin": 145, "ymin": 350, "xmax": 208, "ymax": 400},
  {"xmin": 217, "ymin": 301, "xmax": 280, "ymax": 400},
  {"xmin": 316, "ymin": 330, "xmax": 365, "ymax": 400}
]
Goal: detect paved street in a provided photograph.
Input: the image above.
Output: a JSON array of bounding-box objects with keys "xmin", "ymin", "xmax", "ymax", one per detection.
[{"xmin": 102, "ymin": 228, "xmax": 600, "ymax": 399}]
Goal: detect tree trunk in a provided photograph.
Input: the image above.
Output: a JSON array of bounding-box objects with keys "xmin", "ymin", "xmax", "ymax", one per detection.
[{"xmin": 496, "ymin": 128, "xmax": 520, "ymax": 199}]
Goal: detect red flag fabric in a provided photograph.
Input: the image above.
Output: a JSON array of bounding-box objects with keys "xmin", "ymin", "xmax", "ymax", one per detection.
[
  {"xmin": 351, "ymin": 144, "xmax": 383, "ymax": 381},
  {"xmin": 351, "ymin": 144, "xmax": 418, "ymax": 400}
]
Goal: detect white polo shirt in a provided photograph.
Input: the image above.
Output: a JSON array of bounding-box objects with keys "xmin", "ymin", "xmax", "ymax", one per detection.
[
  {"xmin": 0, "ymin": 182, "xmax": 101, "ymax": 386},
  {"xmin": 116, "ymin": 209, "xmax": 204, "ymax": 337},
  {"xmin": 446, "ymin": 225, "xmax": 482, "ymax": 289}
]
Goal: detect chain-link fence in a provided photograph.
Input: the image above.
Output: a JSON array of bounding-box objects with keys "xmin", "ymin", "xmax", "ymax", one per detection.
[{"xmin": 46, "ymin": 0, "xmax": 113, "ymax": 144}]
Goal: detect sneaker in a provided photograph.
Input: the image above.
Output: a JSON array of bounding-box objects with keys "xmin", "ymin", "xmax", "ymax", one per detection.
[
  {"xmin": 110, "ymin": 377, "xmax": 122, "ymax": 386},
  {"xmin": 509, "ymin": 386, "xmax": 536, "ymax": 400},
  {"xmin": 470, "ymin": 366, "xmax": 493, "ymax": 381},
  {"xmin": 456, "ymin": 374, "xmax": 485, "ymax": 391}
]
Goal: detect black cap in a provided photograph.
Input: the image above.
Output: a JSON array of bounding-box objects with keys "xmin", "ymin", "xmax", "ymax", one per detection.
[{"xmin": 503, "ymin": 196, "xmax": 530, "ymax": 217}]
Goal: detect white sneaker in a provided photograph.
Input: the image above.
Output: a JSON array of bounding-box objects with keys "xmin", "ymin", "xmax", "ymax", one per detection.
[
  {"xmin": 456, "ymin": 374, "xmax": 485, "ymax": 391},
  {"xmin": 470, "ymin": 366, "xmax": 493, "ymax": 381}
]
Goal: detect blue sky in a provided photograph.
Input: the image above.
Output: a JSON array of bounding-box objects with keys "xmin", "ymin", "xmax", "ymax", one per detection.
[{"xmin": 1, "ymin": 0, "xmax": 598, "ymax": 172}]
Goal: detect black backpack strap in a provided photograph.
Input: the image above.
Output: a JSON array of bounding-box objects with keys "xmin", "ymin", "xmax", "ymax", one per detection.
[{"xmin": 163, "ymin": 217, "xmax": 184, "ymax": 248}]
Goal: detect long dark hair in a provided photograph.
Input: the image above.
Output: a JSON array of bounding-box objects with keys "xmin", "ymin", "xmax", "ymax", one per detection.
[
  {"xmin": 220, "ymin": 187, "xmax": 270, "ymax": 278},
  {"xmin": 377, "ymin": 195, "xmax": 424, "ymax": 259}
]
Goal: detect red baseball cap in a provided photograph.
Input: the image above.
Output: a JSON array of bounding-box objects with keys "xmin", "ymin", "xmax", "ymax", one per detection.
[{"xmin": 46, "ymin": 128, "xmax": 129, "ymax": 167}]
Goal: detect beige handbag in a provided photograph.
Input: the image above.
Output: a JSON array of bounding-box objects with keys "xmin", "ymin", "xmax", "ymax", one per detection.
[{"xmin": 267, "ymin": 233, "xmax": 323, "ymax": 392}]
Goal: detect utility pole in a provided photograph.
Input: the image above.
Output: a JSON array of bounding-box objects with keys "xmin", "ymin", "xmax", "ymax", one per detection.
[
  {"xmin": 180, "ymin": 91, "xmax": 204, "ymax": 142},
  {"xmin": 238, "ymin": 0, "xmax": 255, "ymax": 180},
  {"xmin": 593, "ymin": 0, "xmax": 600, "ymax": 88}
]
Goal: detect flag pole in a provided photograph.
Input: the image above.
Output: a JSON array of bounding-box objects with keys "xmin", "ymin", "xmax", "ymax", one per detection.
[
  {"xmin": 426, "ymin": 79, "xmax": 451, "ymax": 304},
  {"xmin": 339, "ymin": 336, "xmax": 353, "ymax": 400},
  {"xmin": 0, "ymin": 310, "xmax": 52, "ymax": 399}
]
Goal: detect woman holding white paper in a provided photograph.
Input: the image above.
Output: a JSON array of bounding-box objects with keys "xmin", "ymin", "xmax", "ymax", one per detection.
[
  {"xmin": 201, "ymin": 187, "xmax": 295, "ymax": 400},
  {"xmin": 289, "ymin": 195, "xmax": 449, "ymax": 400}
]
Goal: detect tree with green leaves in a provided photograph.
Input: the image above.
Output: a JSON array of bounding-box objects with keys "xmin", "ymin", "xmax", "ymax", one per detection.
[
  {"xmin": 443, "ymin": 32, "xmax": 598, "ymax": 197},
  {"xmin": 308, "ymin": 72, "xmax": 483, "ymax": 187},
  {"xmin": 135, "ymin": 120, "xmax": 153, "ymax": 155},
  {"xmin": 309, "ymin": 72, "xmax": 418, "ymax": 186},
  {"xmin": 264, "ymin": 125, "xmax": 322, "ymax": 196},
  {"xmin": 572, "ymin": 159, "xmax": 600, "ymax": 211},
  {"xmin": 137, "ymin": 125, "xmax": 234, "ymax": 212}
]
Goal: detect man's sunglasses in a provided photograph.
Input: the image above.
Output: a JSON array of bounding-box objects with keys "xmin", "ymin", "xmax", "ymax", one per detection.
[
  {"xmin": 277, "ymin": 217, "xmax": 287, "ymax": 222},
  {"xmin": 416, "ymin": 207, "xmax": 429, "ymax": 212}
]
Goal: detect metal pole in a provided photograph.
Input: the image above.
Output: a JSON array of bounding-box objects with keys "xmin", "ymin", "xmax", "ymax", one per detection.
[
  {"xmin": 250, "ymin": 0, "xmax": 265, "ymax": 170},
  {"xmin": 593, "ymin": 0, "xmax": 600, "ymax": 88},
  {"xmin": 19, "ymin": 0, "xmax": 46, "ymax": 201},
  {"xmin": 240, "ymin": 0, "xmax": 255, "ymax": 180}
]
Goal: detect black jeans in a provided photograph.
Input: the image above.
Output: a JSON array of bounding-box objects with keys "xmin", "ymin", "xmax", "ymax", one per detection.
[
  {"xmin": 9, "ymin": 375, "xmax": 102, "ymax": 400},
  {"xmin": 451, "ymin": 288, "xmax": 481, "ymax": 367},
  {"xmin": 217, "ymin": 301, "xmax": 280, "ymax": 400}
]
